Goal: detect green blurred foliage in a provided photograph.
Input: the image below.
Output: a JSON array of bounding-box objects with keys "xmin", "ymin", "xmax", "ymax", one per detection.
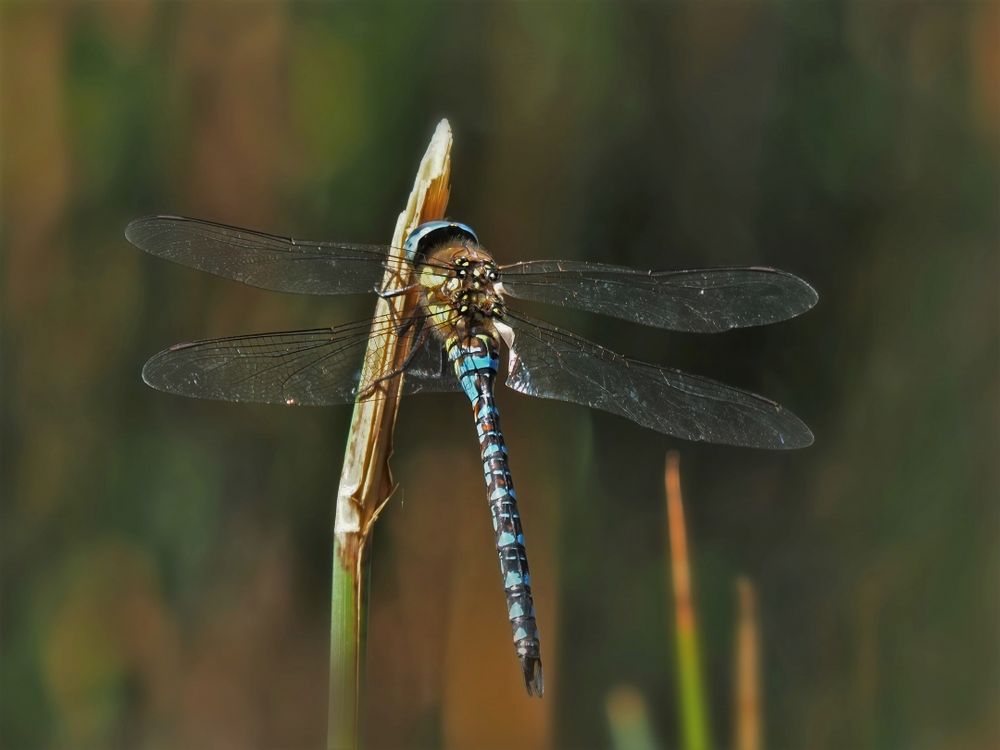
[{"xmin": 1, "ymin": 1, "xmax": 997, "ymax": 749}]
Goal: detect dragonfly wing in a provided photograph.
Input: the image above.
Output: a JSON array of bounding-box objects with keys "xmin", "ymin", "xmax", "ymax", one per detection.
[
  {"xmin": 500, "ymin": 261, "xmax": 817, "ymax": 332},
  {"xmin": 125, "ymin": 215, "xmax": 425, "ymax": 295},
  {"xmin": 403, "ymin": 338, "xmax": 461, "ymax": 395},
  {"xmin": 142, "ymin": 313, "xmax": 458, "ymax": 406},
  {"xmin": 499, "ymin": 312, "xmax": 813, "ymax": 449}
]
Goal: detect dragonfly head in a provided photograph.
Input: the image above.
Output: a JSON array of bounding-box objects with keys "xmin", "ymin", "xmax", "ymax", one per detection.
[{"xmin": 419, "ymin": 242, "xmax": 506, "ymax": 322}]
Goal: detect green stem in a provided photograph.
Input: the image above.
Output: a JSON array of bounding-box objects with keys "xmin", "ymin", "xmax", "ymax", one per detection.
[
  {"xmin": 325, "ymin": 120, "xmax": 453, "ymax": 750},
  {"xmin": 327, "ymin": 536, "xmax": 363, "ymax": 750},
  {"xmin": 676, "ymin": 624, "xmax": 711, "ymax": 750}
]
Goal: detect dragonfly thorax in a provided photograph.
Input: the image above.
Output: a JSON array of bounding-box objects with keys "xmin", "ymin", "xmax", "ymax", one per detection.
[{"xmin": 418, "ymin": 242, "xmax": 506, "ymax": 335}]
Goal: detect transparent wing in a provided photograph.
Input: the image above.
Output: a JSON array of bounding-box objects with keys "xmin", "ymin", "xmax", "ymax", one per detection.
[
  {"xmin": 500, "ymin": 312, "xmax": 813, "ymax": 449},
  {"xmin": 125, "ymin": 215, "xmax": 446, "ymax": 295},
  {"xmin": 142, "ymin": 312, "xmax": 458, "ymax": 406},
  {"xmin": 500, "ymin": 261, "xmax": 818, "ymax": 332},
  {"xmin": 403, "ymin": 337, "xmax": 461, "ymax": 396}
]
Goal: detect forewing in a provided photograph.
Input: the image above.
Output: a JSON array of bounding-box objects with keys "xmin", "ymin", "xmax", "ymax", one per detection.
[
  {"xmin": 142, "ymin": 313, "xmax": 458, "ymax": 406},
  {"xmin": 125, "ymin": 215, "xmax": 431, "ymax": 295},
  {"xmin": 500, "ymin": 261, "xmax": 818, "ymax": 332},
  {"xmin": 500, "ymin": 312, "xmax": 813, "ymax": 449}
]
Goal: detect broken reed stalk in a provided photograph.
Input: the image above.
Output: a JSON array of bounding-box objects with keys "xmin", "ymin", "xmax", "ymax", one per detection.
[
  {"xmin": 327, "ymin": 120, "xmax": 453, "ymax": 750},
  {"xmin": 665, "ymin": 451, "xmax": 712, "ymax": 750},
  {"xmin": 733, "ymin": 577, "xmax": 762, "ymax": 750}
]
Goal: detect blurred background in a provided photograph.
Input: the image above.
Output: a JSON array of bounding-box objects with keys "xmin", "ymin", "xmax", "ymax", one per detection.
[{"xmin": 2, "ymin": 1, "xmax": 997, "ymax": 748}]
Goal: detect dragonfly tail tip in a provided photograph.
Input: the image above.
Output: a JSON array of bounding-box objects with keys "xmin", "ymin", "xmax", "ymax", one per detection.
[{"xmin": 521, "ymin": 657, "xmax": 544, "ymax": 697}]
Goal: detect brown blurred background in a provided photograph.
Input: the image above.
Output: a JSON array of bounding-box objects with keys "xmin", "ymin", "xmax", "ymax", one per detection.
[{"xmin": 1, "ymin": 2, "xmax": 997, "ymax": 749}]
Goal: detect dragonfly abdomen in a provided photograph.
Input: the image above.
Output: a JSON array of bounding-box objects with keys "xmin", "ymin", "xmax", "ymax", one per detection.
[{"xmin": 448, "ymin": 330, "xmax": 544, "ymax": 697}]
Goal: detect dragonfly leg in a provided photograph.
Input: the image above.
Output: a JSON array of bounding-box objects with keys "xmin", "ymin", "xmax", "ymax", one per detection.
[
  {"xmin": 355, "ymin": 325, "xmax": 430, "ymax": 400},
  {"xmin": 373, "ymin": 281, "xmax": 418, "ymax": 299},
  {"xmin": 374, "ymin": 283, "xmax": 423, "ymax": 336}
]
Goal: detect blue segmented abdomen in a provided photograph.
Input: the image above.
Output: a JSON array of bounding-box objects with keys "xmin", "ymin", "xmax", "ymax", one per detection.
[{"xmin": 447, "ymin": 329, "xmax": 544, "ymax": 697}]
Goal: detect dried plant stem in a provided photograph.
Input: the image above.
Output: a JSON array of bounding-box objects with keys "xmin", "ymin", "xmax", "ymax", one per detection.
[
  {"xmin": 733, "ymin": 577, "xmax": 762, "ymax": 750},
  {"xmin": 665, "ymin": 451, "xmax": 712, "ymax": 750},
  {"xmin": 327, "ymin": 120, "xmax": 453, "ymax": 750}
]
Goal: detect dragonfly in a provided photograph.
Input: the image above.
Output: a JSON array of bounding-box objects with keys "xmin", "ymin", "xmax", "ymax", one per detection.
[{"xmin": 126, "ymin": 215, "xmax": 817, "ymax": 697}]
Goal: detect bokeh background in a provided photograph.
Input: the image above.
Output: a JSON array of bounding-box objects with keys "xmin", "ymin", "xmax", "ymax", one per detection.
[{"xmin": 2, "ymin": 2, "xmax": 997, "ymax": 749}]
